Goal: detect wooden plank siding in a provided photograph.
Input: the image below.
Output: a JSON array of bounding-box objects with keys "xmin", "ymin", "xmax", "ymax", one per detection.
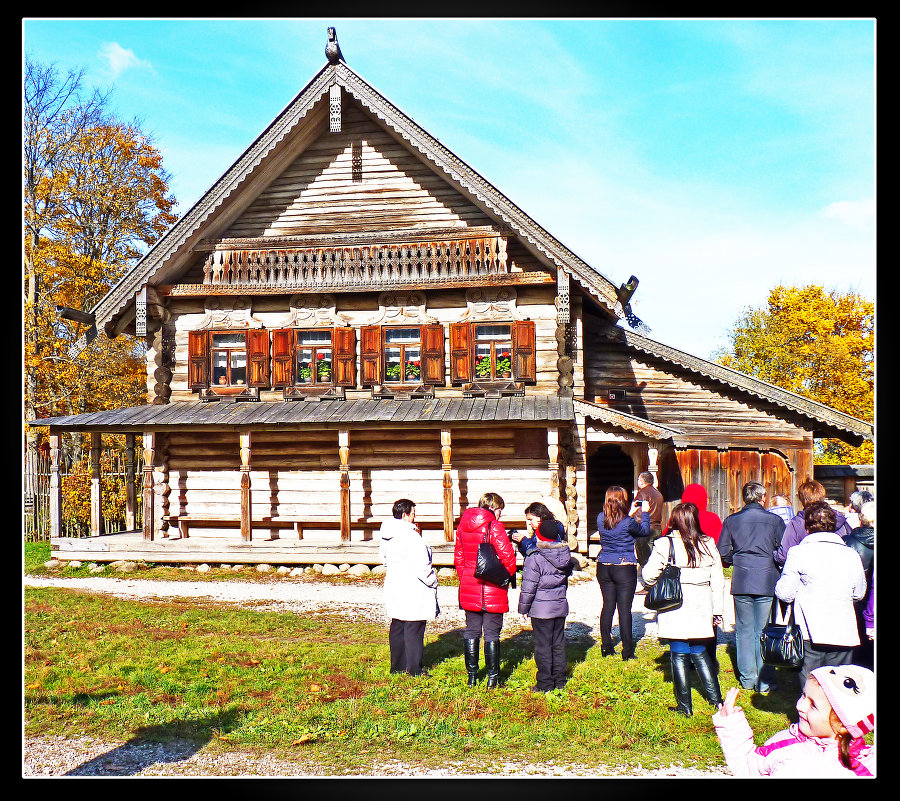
[{"xmin": 225, "ymin": 102, "xmax": 496, "ymax": 238}]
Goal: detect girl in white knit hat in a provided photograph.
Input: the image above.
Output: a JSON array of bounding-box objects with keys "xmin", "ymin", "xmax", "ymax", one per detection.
[{"xmin": 713, "ymin": 664, "xmax": 875, "ymax": 777}]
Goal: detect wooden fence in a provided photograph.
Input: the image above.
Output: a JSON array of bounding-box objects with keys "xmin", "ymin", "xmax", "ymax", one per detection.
[{"xmin": 24, "ymin": 449, "xmax": 144, "ymax": 542}]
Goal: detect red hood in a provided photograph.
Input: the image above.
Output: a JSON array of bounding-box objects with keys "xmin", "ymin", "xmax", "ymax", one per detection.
[{"xmin": 681, "ymin": 484, "xmax": 709, "ymax": 511}]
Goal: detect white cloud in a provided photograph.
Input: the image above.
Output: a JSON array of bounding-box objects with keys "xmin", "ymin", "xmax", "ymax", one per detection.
[
  {"xmin": 821, "ymin": 199, "xmax": 875, "ymax": 230},
  {"xmin": 98, "ymin": 41, "xmax": 152, "ymax": 79}
]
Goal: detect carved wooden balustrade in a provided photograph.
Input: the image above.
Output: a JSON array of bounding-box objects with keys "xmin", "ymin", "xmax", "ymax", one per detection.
[{"xmin": 201, "ymin": 237, "xmax": 509, "ymax": 290}]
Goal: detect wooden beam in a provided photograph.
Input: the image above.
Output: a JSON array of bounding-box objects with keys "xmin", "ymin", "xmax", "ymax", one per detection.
[
  {"xmin": 239, "ymin": 431, "xmax": 252, "ymax": 542},
  {"xmin": 90, "ymin": 432, "xmax": 102, "ymax": 536},
  {"xmin": 142, "ymin": 432, "xmax": 155, "ymax": 541},
  {"xmin": 49, "ymin": 433, "xmax": 62, "ymax": 539},
  {"xmin": 339, "ymin": 430, "xmax": 350, "ymax": 544},
  {"xmin": 441, "ymin": 428, "xmax": 453, "ymax": 542},
  {"xmin": 547, "ymin": 427, "xmax": 560, "ymax": 502},
  {"xmin": 124, "ymin": 434, "xmax": 136, "ymax": 530}
]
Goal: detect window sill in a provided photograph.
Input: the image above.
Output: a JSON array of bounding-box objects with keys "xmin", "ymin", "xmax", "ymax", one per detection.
[
  {"xmin": 371, "ymin": 384, "xmax": 435, "ymax": 401},
  {"xmin": 199, "ymin": 386, "xmax": 261, "ymax": 403},
  {"xmin": 283, "ymin": 385, "xmax": 346, "ymax": 402},
  {"xmin": 462, "ymin": 380, "xmax": 524, "ymax": 398}
]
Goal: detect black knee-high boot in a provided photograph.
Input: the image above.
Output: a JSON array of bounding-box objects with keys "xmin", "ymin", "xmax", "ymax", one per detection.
[
  {"xmin": 464, "ymin": 638, "xmax": 480, "ymax": 686},
  {"xmin": 669, "ymin": 651, "xmax": 693, "ymax": 716},
  {"xmin": 484, "ymin": 640, "xmax": 501, "ymax": 688},
  {"xmin": 690, "ymin": 648, "xmax": 723, "ymax": 709}
]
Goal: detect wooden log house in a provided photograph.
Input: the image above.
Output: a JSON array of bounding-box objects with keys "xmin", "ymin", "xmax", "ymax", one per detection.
[{"xmin": 32, "ymin": 32, "xmax": 873, "ymax": 566}]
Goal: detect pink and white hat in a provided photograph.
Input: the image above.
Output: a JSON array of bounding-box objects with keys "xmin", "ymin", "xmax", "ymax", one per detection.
[{"xmin": 810, "ymin": 665, "xmax": 875, "ymax": 739}]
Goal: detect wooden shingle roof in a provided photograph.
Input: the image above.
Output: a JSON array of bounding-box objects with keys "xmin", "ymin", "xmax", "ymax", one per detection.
[{"xmin": 31, "ymin": 396, "xmax": 576, "ymax": 432}]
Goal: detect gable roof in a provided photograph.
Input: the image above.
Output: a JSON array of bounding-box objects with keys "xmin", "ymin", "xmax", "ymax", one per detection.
[
  {"xmin": 592, "ymin": 323, "xmax": 873, "ymax": 443},
  {"xmin": 91, "ymin": 59, "xmax": 622, "ymax": 339}
]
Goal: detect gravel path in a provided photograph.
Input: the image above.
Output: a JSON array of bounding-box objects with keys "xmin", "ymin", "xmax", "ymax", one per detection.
[{"xmin": 24, "ymin": 572, "xmax": 733, "ymax": 778}]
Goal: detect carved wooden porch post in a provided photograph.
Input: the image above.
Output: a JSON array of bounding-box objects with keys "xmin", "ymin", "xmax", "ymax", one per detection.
[
  {"xmin": 441, "ymin": 429, "xmax": 453, "ymax": 542},
  {"xmin": 240, "ymin": 431, "xmax": 252, "ymax": 542},
  {"xmin": 142, "ymin": 432, "xmax": 155, "ymax": 541},
  {"xmin": 49, "ymin": 432, "xmax": 62, "ymax": 539},
  {"xmin": 89, "ymin": 432, "xmax": 102, "ymax": 536},
  {"xmin": 339, "ymin": 430, "xmax": 350, "ymax": 544},
  {"xmin": 124, "ymin": 434, "xmax": 136, "ymax": 530},
  {"xmin": 547, "ymin": 427, "xmax": 560, "ymax": 501}
]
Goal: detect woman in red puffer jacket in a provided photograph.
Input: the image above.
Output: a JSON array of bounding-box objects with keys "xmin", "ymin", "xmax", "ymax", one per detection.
[{"xmin": 454, "ymin": 492, "xmax": 517, "ymax": 688}]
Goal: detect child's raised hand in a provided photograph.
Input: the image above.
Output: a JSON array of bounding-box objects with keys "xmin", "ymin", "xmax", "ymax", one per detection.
[{"xmin": 718, "ymin": 687, "xmax": 742, "ymax": 716}]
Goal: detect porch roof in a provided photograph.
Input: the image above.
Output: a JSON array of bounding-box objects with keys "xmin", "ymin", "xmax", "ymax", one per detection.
[{"xmin": 31, "ymin": 396, "xmax": 576, "ymax": 432}]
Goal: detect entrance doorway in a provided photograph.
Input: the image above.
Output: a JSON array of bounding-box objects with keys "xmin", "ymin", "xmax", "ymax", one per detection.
[{"xmin": 586, "ymin": 444, "xmax": 636, "ymax": 532}]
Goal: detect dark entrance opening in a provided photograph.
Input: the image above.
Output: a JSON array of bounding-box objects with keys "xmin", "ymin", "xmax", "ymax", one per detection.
[{"xmin": 586, "ymin": 444, "xmax": 636, "ymax": 534}]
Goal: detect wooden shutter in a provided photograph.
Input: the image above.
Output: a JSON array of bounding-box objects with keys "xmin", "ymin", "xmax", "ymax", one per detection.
[
  {"xmin": 421, "ymin": 324, "xmax": 446, "ymax": 386},
  {"xmin": 188, "ymin": 330, "xmax": 210, "ymax": 390},
  {"xmin": 360, "ymin": 325, "xmax": 382, "ymax": 387},
  {"xmin": 512, "ymin": 320, "xmax": 536, "ymax": 382},
  {"xmin": 449, "ymin": 321, "xmax": 473, "ymax": 383},
  {"xmin": 333, "ymin": 327, "xmax": 357, "ymax": 387},
  {"xmin": 271, "ymin": 329, "xmax": 295, "ymax": 388},
  {"xmin": 247, "ymin": 329, "xmax": 270, "ymax": 388}
]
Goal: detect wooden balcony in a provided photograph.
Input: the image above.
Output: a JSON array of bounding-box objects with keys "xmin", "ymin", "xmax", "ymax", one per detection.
[{"xmin": 162, "ymin": 235, "xmax": 554, "ymax": 296}]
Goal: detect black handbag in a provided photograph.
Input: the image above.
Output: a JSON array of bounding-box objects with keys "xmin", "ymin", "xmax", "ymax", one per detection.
[
  {"xmin": 760, "ymin": 597, "xmax": 804, "ymax": 668},
  {"xmin": 474, "ymin": 530, "xmax": 513, "ymax": 589},
  {"xmin": 644, "ymin": 537, "xmax": 683, "ymax": 612}
]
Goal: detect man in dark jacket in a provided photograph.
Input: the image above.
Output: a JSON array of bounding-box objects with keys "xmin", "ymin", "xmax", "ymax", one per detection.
[
  {"xmin": 845, "ymin": 500, "xmax": 874, "ymax": 670},
  {"xmin": 717, "ymin": 481, "xmax": 785, "ymax": 695}
]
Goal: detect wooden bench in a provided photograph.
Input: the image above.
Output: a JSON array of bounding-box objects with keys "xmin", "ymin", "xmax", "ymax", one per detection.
[{"xmin": 162, "ymin": 516, "xmax": 527, "ymax": 541}]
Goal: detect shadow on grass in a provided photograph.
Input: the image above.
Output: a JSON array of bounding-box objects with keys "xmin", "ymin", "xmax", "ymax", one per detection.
[{"xmin": 64, "ymin": 708, "xmax": 244, "ymax": 777}]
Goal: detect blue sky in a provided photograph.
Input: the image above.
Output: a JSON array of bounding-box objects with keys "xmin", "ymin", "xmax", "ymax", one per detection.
[{"xmin": 22, "ymin": 18, "xmax": 875, "ymax": 360}]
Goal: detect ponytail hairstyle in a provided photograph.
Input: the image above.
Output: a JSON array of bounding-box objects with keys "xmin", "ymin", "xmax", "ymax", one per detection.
[
  {"xmin": 667, "ymin": 502, "xmax": 711, "ymax": 568},
  {"xmin": 829, "ymin": 707, "xmax": 854, "ymax": 770},
  {"xmin": 602, "ymin": 486, "xmax": 630, "ymax": 530}
]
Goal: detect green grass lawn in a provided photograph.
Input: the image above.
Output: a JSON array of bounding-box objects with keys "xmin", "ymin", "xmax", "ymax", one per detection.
[{"xmin": 24, "ymin": 576, "xmax": 806, "ymax": 775}]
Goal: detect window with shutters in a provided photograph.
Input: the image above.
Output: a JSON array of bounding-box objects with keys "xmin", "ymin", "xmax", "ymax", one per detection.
[
  {"xmin": 295, "ymin": 329, "xmax": 333, "ymax": 385},
  {"xmin": 211, "ymin": 332, "xmax": 248, "ymax": 387},
  {"xmin": 449, "ymin": 320, "xmax": 536, "ymax": 385},
  {"xmin": 384, "ymin": 327, "xmax": 422, "ymax": 384}
]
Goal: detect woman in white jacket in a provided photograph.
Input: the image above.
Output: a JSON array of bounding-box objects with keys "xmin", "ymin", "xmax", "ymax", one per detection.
[
  {"xmin": 378, "ymin": 498, "xmax": 439, "ymax": 676},
  {"xmin": 642, "ymin": 502, "xmax": 725, "ymax": 717},
  {"xmin": 775, "ymin": 501, "xmax": 867, "ymax": 689}
]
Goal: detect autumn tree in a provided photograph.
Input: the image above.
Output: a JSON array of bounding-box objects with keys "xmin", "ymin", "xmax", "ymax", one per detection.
[
  {"xmin": 24, "ymin": 55, "xmax": 178, "ymax": 466},
  {"xmin": 714, "ymin": 285, "xmax": 874, "ymax": 464}
]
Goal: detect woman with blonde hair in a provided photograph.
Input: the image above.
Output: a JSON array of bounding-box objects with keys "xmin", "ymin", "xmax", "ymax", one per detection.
[
  {"xmin": 595, "ymin": 485, "xmax": 650, "ymax": 660},
  {"xmin": 454, "ymin": 492, "xmax": 517, "ymax": 687}
]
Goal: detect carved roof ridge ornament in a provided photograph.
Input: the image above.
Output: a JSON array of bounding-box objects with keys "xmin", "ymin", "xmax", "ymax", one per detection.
[
  {"xmin": 326, "ymin": 27, "xmax": 345, "ymax": 64},
  {"xmin": 189, "ymin": 297, "xmax": 264, "ymax": 330},
  {"xmin": 596, "ymin": 325, "xmax": 873, "ymax": 440}
]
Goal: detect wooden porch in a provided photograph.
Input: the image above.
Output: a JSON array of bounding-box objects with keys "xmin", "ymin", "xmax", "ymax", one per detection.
[{"xmin": 48, "ymin": 528, "xmax": 522, "ymax": 568}]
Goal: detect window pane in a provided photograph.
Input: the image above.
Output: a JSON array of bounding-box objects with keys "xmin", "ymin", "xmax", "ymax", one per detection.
[
  {"xmin": 475, "ymin": 324, "xmax": 511, "ymax": 341},
  {"xmin": 212, "ymin": 332, "xmax": 246, "ymax": 348},
  {"xmin": 385, "ymin": 328, "xmax": 421, "ymax": 344},
  {"xmin": 385, "ymin": 347, "xmax": 402, "ymax": 382},
  {"xmin": 212, "ymin": 351, "xmax": 228, "ymax": 385},
  {"xmin": 296, "ymin": 349, "xmax": 313, "ymax": 384},
  {"xmin": 474, "ymin": 343, "xmax": 492, "ymax": 379},
  {"xmin": 230, "ymin": 352, "xmax": 247, "ymax": 385},
  {"xmin": 405, "ymin": 347, "xmax": 421, "ymax": 382},
  {"xmin": 297, "ymin": 329, "xmax": 332, "ymax": 346},
  {"xmin": 316, "ymin": 349, "xmax": 333, "ymax": 382}
]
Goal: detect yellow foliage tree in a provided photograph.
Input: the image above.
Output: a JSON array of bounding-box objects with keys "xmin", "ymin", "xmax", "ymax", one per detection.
[
  {"xmin": 24, "ymin": 56, "xmax": 177, "ymax": 464},
  {"xmin": 714, "ymin": 285, "xmax": 874, "ymax": 464}
]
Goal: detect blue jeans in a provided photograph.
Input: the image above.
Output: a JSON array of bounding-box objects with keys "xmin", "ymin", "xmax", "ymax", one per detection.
[{"xmin": 732, "ymin": 594, "xmax": 776, "ymax": 691}]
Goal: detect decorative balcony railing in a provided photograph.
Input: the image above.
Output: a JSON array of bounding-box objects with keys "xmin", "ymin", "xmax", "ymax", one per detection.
[{"xmin": 201, "ymin": 237, "xmax": 509, "ymax": 289}]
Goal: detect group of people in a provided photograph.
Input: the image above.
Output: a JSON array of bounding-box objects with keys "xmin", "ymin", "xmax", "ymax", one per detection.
[{"xmin": 376, "ymin": 475, "xmax": 875, "ymax": 777}]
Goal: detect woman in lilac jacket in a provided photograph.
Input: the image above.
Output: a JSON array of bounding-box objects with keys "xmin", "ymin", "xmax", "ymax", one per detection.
[
  {"xmin": 518, "ymin": 519, "xmax": 572, "ymax": 691},
  {"xmin": 595, "ymin": 485, "xmax": 650, "ymax": 660}
]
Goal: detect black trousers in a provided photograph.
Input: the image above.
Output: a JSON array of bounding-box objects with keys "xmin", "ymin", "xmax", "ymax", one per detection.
[
  {"xmin": 389, "ymin": 619, "xmax": 427, "ymax": 675},
  {"xmin": 596, "ymin": 562, "xmax": 638, "ymax": 654},
  {"xmin": 463, "ymin": 610, "xmax": 504, "ymax": 641},
  {"xmin": 532, "ymin": 616, "xmax": 567, "ymax": 690}
]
